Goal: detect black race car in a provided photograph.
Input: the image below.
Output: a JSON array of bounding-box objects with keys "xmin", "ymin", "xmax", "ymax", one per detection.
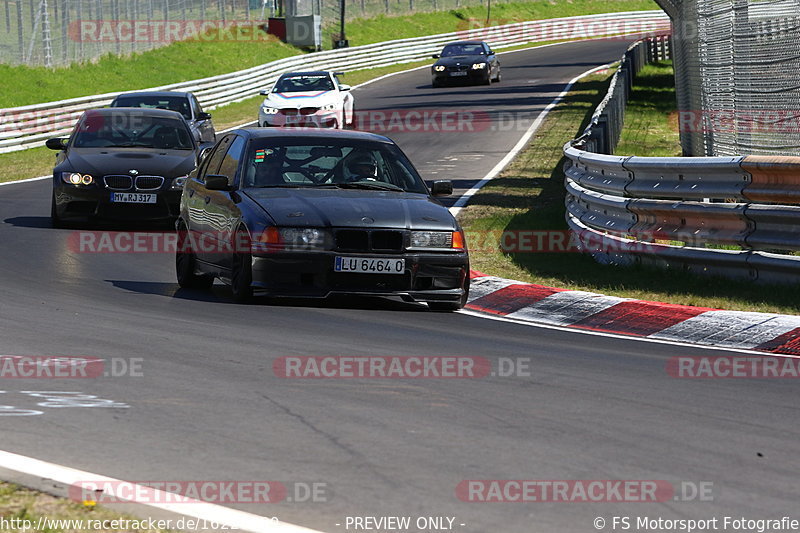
[
  {"xmin": 431, "ymin": 40, "xmax": 501, "ymax": 87},
  {"xmin": 175, "ymin": 128, "xmax": 470, "ymax": 310},
  {"xmin": 47, "ymin": 108, "xmax": 200, "ymax": 227},
  {"xmin": 109, "ymin": 90, "xmax": 216, "ymax": 146}
]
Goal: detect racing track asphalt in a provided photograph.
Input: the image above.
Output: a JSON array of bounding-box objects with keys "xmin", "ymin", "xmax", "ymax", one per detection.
[{"xmin": 1, "ymin": 38, "xmax": 799, "ymax": 532}]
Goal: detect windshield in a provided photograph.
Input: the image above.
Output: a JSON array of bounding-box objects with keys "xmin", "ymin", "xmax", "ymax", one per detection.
[
  {"xmin": 111, "ymin": 95, "xmax": 192, "ymax": 120},
  {"xmin": 273, "ymin": 74, "xmax": 335, "ymax": 93},
  {"xmin": 441, "ymin": 44, "xmax": 485, "ymax": 57},
  {"xmin": 72, "ymin": 112, "xmax": 194, "ymax": 150},
  {"xmin": 242, "ymin": 140, "xmax": 429, "ymax": 194}
]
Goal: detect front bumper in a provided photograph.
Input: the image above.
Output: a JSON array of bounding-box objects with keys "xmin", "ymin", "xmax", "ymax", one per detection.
[
  {"xmin": 432, "ymin": 69, "xmax": 490, "ymax": 84},
  {"xmin": 250, "ymin": 250, "xmax": 469, "ymax": 303},
  {"xmin": 259, "ymin": 109, "xmax": 341, "ymax": 128},
  {"xmin": 53, "ymin": 183, "xmax": 182, "ymax": 221}
]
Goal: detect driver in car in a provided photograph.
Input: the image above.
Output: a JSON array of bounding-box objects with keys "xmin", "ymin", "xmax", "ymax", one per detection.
[{"xmin": 345, "ymin": 152, "xmax": 379, "ymax": 182}]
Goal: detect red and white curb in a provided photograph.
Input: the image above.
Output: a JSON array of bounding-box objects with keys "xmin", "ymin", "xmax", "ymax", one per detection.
[{"xmin": 466, "ymin": 272, "xmax": 800, "ymax": 355}]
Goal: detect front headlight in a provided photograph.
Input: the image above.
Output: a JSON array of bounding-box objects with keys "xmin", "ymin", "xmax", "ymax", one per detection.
[
  {"xmin": 171, "ymin": 175, "xmax": 188, "ymax": 189},
  {"xmin": 321, "ymin": 103, "xmax": 337, "ymax": 111},
  {"xmin": 256, "ymin": 226, "xmax": 332, "ymax": 251},
  {"xmin": 61, "ymin": 172, "xmax": 93, "ymax": 185},
  {"xmin": 409, "ymin": 231, "xmax": 465, "ymax": 250},
  {"xmin": 471, "ymin": 62, "xmax": 487, "ymax": 70},
  {"xmin": 434, "ymin": 65, "xmax": 446, "ymax": 72},
  {"xmin": 261, "ymin": 106, "xmax": 279, "ymax": 115}
]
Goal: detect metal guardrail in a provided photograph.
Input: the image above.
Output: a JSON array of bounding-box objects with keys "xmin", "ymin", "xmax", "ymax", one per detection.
[
  {"xmin": 564, "ymin": 36, "xmax": 800, "ymax": 284},
  {"xmin": 0, "ymin": 10, "xmax": 669, "ymax": 154}
]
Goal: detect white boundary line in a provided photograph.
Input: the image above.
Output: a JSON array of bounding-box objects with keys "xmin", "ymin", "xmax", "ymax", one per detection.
[
  {"xmin": 458, "ymin": 308, "xmax": 800, "ymax": 358},
  {"xmin": 0, "ymin": 449, "xmax": 326, "ymax": 533},
  {"xmin": 449, "ymin": 61, "xmax": 613, "ymax": 216}
]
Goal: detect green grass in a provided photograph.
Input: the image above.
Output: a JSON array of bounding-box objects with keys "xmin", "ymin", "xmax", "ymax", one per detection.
[
  {"xmin": 0, "ymin": 37, "xmax": 586, "ymax": 184},
  {"xmin": 345, "ymin": 0, "xmax": 659, "ymax": 45},
  {"xmin": 0, "ymin": 0, "xmax": 659, "ymax": 108},
  {"xmin": 0, "ymin": 481, "xmax": 175, "ymax": 532},
  {"xmin": 0, "ymin": 30, "xmax": 301, "ymax": 108},
  {"xmin": 615, "ymin": 60, "xmax": 681, "ymax": 156},
  {"xmin": 458, "ymin": 63, "xmax": 800, "ymax": 315}
]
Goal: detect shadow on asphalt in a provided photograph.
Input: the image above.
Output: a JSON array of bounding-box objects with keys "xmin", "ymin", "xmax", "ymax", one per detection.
[
  {"xmin": 4, "ymin": 216, "xmax": 52, "ymax": 228},
  {"xmin": 106, "ymin": 279, "xmax": 429, "ymax": 312}
]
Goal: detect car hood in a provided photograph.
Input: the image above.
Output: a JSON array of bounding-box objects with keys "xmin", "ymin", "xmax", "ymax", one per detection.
[
  {"xmin": 59, "ymin": 148, "xmax": 196, "ymax": 178},
  {"xmin": 244, "ymin": 188, "xmax": 456, "ymax": 231},
  {"xmin": 435, "ymin": 55, "xmax": 487, "ymax": 67},
  {"xmin": 264, "ymin": 91, "xmax": 337, "ymax": 108}
]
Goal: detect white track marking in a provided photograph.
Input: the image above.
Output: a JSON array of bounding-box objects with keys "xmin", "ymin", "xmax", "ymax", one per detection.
[
  {"xmin": 505, "ymin": 291, "xmax": 628, "ymax": 326},
  {"xmin": 457, "ymin": 308, "xmax": 800, "ymax": 358},
  {"xmin": 0, "ymin": 450, "xmax": 326, "ymax": 533},
  {"xmin": 651, "ymin": 311, "xmax": 800, "ymax": 349},
  {"xmin": 449, "ymin": 61, "xmax": 613, "ymax": 216}
]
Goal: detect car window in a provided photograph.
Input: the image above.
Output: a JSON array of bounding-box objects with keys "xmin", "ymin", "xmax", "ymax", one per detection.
[
  {"xmin": 242, "ymin": 140, "xmax": 428, "ymax": 193},
  {"xmin": 200, "ymin": 135, "xmax": 232, "ymax": 182},
  {"xmin": 441, "ymin": 44, "xmax": 484, "ymax": 56},
  {"xmin": 192, "ymin": 95, "xmax": 204, "ymax": 118},
  {"xmin": 273, "ymin": 74, "xmax": 335, "ymax": 93},
  {"xmin": 72, "ymin": 112, "xmax": 193, "ymax": 150},
  {"xmin": 217, "ymin": 136, "xmax": 246, "ymax": 186},
  {"xmin": 111, "ymin": 95, "xmax": 192, "ymax": 121}
]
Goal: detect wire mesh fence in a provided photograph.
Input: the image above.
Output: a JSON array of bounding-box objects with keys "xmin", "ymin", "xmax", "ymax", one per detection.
[
  {"xmin": 1, "ymin": 0, "xmax": 513, "ymax": 67},
  {"xmin": 667, "ymin": 0, "xmax": 800, "ymax": 156}
]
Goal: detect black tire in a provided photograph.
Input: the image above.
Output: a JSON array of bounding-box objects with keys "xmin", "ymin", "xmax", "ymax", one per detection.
[
  {"xmin": 483, "ymin": 73, "xmax": 492, "ymax": 86},
  {"xmin": 432, "ymin": 79, "xmax": 441, "ymax": 88},
  {"xmin": 428, "ymin": 276, "xmax": 469, "ymax": 311},
  {"xmin": 494, "ymin": 70, "xmax": 502, "ymax": 83},
  {"xmin": 230, "ymin": 237, "xmax": 254, "ymax": 304},
  {"xmin": 50, "ymin": 194, "xmax": 64, "ymax": 229},
  {"xmin": 175, "ymin": 225, "xmax": 214, "ymax": 290}
]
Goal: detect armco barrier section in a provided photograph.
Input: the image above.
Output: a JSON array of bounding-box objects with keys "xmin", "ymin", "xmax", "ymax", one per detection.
[
  {"xmin": 0, "ymin": 11, "xmax": 669, "ymax": 154},
  {"xmin": 563, "ymin": 36, "xmax": 800, "ymax": 284}
]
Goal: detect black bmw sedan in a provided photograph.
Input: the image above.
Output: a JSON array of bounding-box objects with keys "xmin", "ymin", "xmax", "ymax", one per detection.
[
  {"xmin": 109, "ymin": 90, "xmax": 216, "ymax": 147},
  {"xmin": 175, "ymin": 128, "xmax": 470, "ymax": 310},
  {"xmin": 431, "ymin": 40, "xmax": 501, "ymax": 87},
  {"xmin": 47, "ymin": 108, "xmax": 199, "ymax": 227}
]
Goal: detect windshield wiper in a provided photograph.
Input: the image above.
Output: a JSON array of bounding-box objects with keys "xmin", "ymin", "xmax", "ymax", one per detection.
[
  {"xmin": 105, "ymin": 142, "xmax": 149, "ymax": 148},
  {"xmin": 336, "ymin": 182, "xmax": 404, "ymax": 191},
  {"xmin": 256, "ymin": 183, "xmax": 338, "ymax": 188}
]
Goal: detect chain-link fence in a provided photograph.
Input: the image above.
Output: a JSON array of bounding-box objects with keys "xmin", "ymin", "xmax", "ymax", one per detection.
[
  {"xmin": 1, "ymin": 0, "xmax": 515, "ymax": 67},
  {"xmin": 661, "ymin": 0, "xmax": 800, "ymax": 156}
]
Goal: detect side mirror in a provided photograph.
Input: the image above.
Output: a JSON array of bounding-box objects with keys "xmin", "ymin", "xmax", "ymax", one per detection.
[
  {"xmin": 339, "ymin": 84, "xmax": 352, "ymax": 91},
  {"xmin": 197, "ymin": 112, "xmax": 212, "ymax": 120},
  {"xmin": 46, "ymin": 137, "xmax": 68, "ymax": 151},
  {"xmin": 431, "ymin": 180, "xmax": 453, "ymax": 196},
  {"xmin": 334, "ymin": 71, "xmax": 345, "ymax": 77},
  {"xmin": 431, "ymin": 54, "xmax": 440, "ymax": 59},
  {"xmin": 198, "ymin": 146, "xmax": 214, "ymax": 162},
  {"xmin": 259, "ymin": 90, "xmax": 269, "ymax": 96},
  {"xmin": 204, "ymin": 174, "xmax": 230, "ymax": 191}
]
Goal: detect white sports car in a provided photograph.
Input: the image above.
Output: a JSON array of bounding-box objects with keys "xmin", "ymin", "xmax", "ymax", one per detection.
[{"xmin": 258, "ymin": 71, "xmax": 354, "ymax": 129}]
